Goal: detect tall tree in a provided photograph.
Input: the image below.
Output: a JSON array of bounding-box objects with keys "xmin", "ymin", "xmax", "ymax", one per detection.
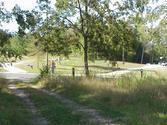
[
  {"xmin": 56, "ymin": 0, "xmax": 94, "ymax": 76},
  {"xmin": 122, "ymin": 0, "xmax": 164, "ymax": 63},
  {"xmin": 55, "ymin": 0, "xmax": 132, "ymax": 75}
]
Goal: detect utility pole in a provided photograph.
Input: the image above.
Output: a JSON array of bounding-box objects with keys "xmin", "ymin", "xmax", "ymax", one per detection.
[
  {"xmin": 46, "ymin": 8, "xmax": 49, "ymax": 73},
  {"xmin": 141, "ymin": 46, "xmax": 144, "ymax": 64},
  {"xmin": 46, "ymin": 42, "xmax": 49, "ymax": 72},
  {"xmin": 122, "ymin": 45, "xmax": 125, "ymax": 64},
  {"xmin": 151, "ymin": 41, "xmax": 154, "ymax": 64}
]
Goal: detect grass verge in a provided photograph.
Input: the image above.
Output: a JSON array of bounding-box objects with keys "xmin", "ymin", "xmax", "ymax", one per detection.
[
  {"xmin": 26, "ymin": 87, "xmax": 89, "ymax": 125},
  {"xmin": 40, "ymin": 73, "xmax": 167, "ymax": 125},
  {"xmin": 0, "ymin": 79, "xmax": 33, "ymax": 125}
]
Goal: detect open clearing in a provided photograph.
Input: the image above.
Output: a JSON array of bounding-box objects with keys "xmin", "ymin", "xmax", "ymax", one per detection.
[
  {"xmin": 0, "ymin": 58, "xmax": 167, "ymax": 125},
  {"xmin": 14, "ymin": 55, "xmax": 144, "ymax": 75}
]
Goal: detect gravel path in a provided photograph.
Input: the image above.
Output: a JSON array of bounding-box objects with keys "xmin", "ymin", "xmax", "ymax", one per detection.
[
  {"xmin": 8, "ymin": 84, "xmax": 49, "ymax": 125},
  {"xmin": 8, "ymin": 84, "xmax": 116, "ymax": 125},
  {"xmin": 96, "ymin": 64, "xmax": 165, "ymax": 78},
  {"xmin": 1, "ymin": 63, "xmax": 27, "ymax": 73},
  {"xmin": 32, "ymin": 86, "xmax": 115, "ymax": 125}
]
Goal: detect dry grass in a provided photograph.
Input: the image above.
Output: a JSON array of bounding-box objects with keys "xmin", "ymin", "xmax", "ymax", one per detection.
[
  {"xmin": 0, "ymin": 78, "xmax": 9, "ymax": 92},
  {"xmin": 38, "ymin": 74, "xmax": 167, "ymax": 125},
  {"xmin": 153, "ymin": 68, "xmax": 167, "ymax": 77},
  {"xmin": 117, "ymin": 61, "xmax": 144, "ymax": 68}
]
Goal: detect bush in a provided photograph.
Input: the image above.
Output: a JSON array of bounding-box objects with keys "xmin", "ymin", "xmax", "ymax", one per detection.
[{"xmin": 39, "ymin": 66, "xmax": 50, "ymax": 78}]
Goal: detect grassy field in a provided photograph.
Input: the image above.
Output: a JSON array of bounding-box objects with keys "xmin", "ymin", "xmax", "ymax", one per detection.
[
  {"xmin": 0, "ymin": 79, "xmax": 33, "ymax": 125},
  {"xmin": 15, "ymin": 54, "xmax": 144, "ymax": 75},
  {"xmin": 1, "ymin": 62, "xmax": 166, "ymax": 125},
  {"xmin": 39, "ymin": 73, "xmax": 167, "ymax": 125},
  {"xmin": 14, "ymin": 54, "xmax": 45, "ymax": 73}
]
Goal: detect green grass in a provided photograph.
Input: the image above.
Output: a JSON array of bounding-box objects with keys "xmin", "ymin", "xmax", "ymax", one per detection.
[
  {"xmin": 41, "ymin": 73, "xmax": 167, "ymax": 125},
  {"xmin": 0, "ymin": 80, "xmax": 33, "ymax": 125},
  {"xmin": 16, "ymin": 63, "xmax": 41, "ymax": 73},
  {"xmin": 26, "ymin": 88, "xmax": 89, "ymax": 125},
  {"xmin": 15, "ymin": 54, "xmax": 144, "ymax": 75},
  {"xmin": 54, "ymin": 55, "xmax": 144, "ymax": 75},
  {"xmin": 154, "ymin": 68, "xmax": 167, "ymax": 78},
  {"xmin": 0, "ymin": 67, "xmax": 6, "ymax": 72},
  {"xmin": 14, "ymin": 54, "xmax": 45, "ymax": 73}
]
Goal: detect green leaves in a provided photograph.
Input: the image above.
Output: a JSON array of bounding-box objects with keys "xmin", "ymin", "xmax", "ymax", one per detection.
[
  {"xmin": 0, "ymin": 1, "xmax": 11, "ymax": 24},
  {"xmin": 34, "ymin": 23, "xmax": 74, "ymax": 56},
  {"xmin": 1, "ymin": 35, "xmax": 28, "ymax": 60},
  {"xmin": 12, "ymin": 5, "xmax": 37, "ymax": 36},
  {"xmin": 0, "ymin": 30, "xmax": 11, "ymax": 47},
  {"xmin": 1, "ymin": 0, "xmax": 165, "ymax": 64}
]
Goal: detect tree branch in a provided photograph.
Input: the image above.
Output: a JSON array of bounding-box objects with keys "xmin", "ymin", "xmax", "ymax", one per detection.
[
  {"xmin": 85, "ymin": 0, "xmax": 89, "ymax": 37},
  {"xmin": 78, "ymin": 41, "xmax": 84, "ymax": 49},
  {"xmin": 59, "ymin": 15, "xmax": 82, "ymax": 33},
  {"xmin": 77, "ymin": 0, "xmax": 84, "ymax": 34}
]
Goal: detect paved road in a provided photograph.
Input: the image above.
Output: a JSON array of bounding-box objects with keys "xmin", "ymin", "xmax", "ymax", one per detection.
[
  {"xmin": 96, "ymin": 64, "xmax": 165, "ymax": 78},
  {"xmin": 0, "ymin": 72, "xmax": 39, "ymax": 81},
  {"xmin": 1, "ymin": 63, "xmax": 27, "ymax": 73},
  {"xmin": 0, "ymin": 63, "xmax": 39, "ymax": 81}
]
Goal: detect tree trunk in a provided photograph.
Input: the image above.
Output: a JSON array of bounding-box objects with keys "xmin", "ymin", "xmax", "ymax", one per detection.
[
  {"xmin": 151, "ymin": 56, "xmax": 153, "ymax": 64},
  {"xmin": 46, "ymin": 50, "xmax": 49, "ymax": 73},
  {"xmin": 83, "ymin": 0, "xmax": 89, "ymax": 76},
  {"xmin": 122, "ymin": 46, "xmax": 125, "ymax": 64},
  {"xmin": 84, "ymin": 36, "xmax": 89, "ymax": 76},
  {"xmin": 141, "ymin": 47, "xmax": 144, "ymax": 64},
  {"xmin": 151, "ymin": 45, "xmax": 154, "ymax": 64}
]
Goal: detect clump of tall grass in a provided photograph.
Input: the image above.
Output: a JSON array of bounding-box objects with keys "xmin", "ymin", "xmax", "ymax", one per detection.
[
  {"xmin": 39, "ymin": 72, "xmax": 167, "ymax": 106},
  {"xmin": 0, "ymin": 78, "xmax": 9, "ymax": 92},
  {"xmin": 35, "ymin": 72, "xmax": 167, "ymax": 124},
  {"xmin": 42, "ymin": 71, "xmax": 165, "ymax": 90}
]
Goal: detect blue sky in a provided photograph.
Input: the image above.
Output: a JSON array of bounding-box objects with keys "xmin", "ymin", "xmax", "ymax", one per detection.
[{"xmin": 2, "ymin": 0, "xmax": 37, "ymax": 11}]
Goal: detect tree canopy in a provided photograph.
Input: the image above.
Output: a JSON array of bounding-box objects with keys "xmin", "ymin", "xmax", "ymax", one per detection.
[{"xmin": 0, "ymin": 0, "xmax": 167, "ymax": 75}]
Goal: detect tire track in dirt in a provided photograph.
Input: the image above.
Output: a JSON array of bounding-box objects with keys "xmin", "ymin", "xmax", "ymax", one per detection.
[
  {"xmin": 8, "ymin": 84, "xmax": 48, "ymax": 125},
  {"xmin": 33, "ymin": 87, "xmax": 115, "ymax": 125}
]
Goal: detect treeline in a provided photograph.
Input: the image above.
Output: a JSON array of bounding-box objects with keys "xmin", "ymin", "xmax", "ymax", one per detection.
[{"xmin": 0, "ymin": 0, "xmax": 167, "ymax": 75}]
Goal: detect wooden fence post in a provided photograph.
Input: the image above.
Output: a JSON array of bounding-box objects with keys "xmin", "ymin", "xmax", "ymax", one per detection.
[
  {"xmin": 72, "ymin": 67, "xmax": 75, "ymax": 78},
  {"xmin": 140, "ymin": 69, "xmax": 143, "ymax": 78}
]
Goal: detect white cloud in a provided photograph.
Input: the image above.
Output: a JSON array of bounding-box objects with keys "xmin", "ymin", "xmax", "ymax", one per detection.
[
  {"xmin": 1, "ymin": 0, "xmax": 166, "ymax": 32},
  {"xmin": 1, "ymin": 21, "xmax": 18, "ymax": 32},
  {"xmin": 2, "ymin": 0, "xmax": 37, "ymax": 11},
  {"xmin": 1, "ymin": 0, "xmax": 55, "ymax": 32},
  {"xmin": 1, "ymin": 0, "xmax": 37, "ymax": 32}
]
